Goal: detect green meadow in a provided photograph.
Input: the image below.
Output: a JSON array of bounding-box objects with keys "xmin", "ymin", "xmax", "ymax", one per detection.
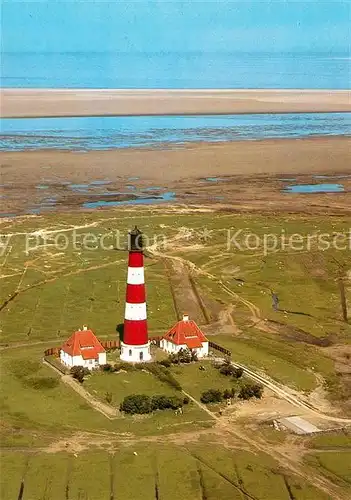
[
  {"xmin": 0, "ymin": 208, "xmax": 350, "ymax": 498},
  {"xmin": 0, "ymin": 444, "xmax": 335, "ymax": 500}
]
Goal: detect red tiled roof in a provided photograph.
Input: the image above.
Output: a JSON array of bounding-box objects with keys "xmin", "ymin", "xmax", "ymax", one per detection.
[
  {"xmin": 163, "ymin": 316, "xmax": 208, "ymax": 349},
  {"xmin": 61, "ymin": 328, "xmax": 105, "ymax": 359}
]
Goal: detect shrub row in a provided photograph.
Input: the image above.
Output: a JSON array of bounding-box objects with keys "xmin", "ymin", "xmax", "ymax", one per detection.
[
  {"xmin": 120, "ymin": 394, "xmax": 189, "ymax": 415},
  {"xmin": 200, "ymin": 383, "xmax": 263, "ymax": 404},
  {"xmin": 144, "ymin": 363, "xmax": 182, "ymax": 391}
]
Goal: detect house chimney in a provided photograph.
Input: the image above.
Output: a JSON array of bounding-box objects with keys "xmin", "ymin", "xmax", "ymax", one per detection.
[
  {"xmin": 182, "ymin": 314, "xmax": 189, "ymax": 322},
  {"xmin": 83, "ymin": 325, "xmax": 88, "ymax": 330}
]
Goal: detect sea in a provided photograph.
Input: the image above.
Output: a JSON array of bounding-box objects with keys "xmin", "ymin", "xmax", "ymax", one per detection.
[
  {"xmin": 1, "ymin": 51, "xmax": 350, "ymax": 150},
  {"xmin": 2, "ymin": 51, "xmax": 350, "ymax": 88}
]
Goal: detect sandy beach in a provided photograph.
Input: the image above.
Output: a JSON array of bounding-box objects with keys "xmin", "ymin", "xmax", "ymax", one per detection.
[
  {"xmin": 2, "ymin": 89, "xmax": 351, "ymax": 118},
  {"xmin": 1, "ymin": 136, "xmax": 350, "ymax": 215}
]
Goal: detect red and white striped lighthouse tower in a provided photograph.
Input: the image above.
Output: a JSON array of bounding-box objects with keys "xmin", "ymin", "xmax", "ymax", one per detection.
[{"xmin": 120, "ymin": 226, "xmax": 151, "ymax": 362}]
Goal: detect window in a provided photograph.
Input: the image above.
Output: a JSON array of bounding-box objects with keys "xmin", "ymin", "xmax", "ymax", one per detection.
[{"xmin": 129, "ymin": 349, "xmax": 132, "ymax": 357}]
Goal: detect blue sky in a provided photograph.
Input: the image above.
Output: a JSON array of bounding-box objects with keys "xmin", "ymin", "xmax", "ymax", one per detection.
[{"xmin": 2, "ymin": 1, "xmax": 350, "ymax": 53}]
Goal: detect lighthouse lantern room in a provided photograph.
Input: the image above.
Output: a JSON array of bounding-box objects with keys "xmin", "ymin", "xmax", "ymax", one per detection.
[{"xmin": 120, "ymin": 226, "xmax": 151, "ymax": 363}]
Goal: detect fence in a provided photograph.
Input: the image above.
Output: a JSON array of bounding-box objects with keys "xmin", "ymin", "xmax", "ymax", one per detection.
[
  {"xmin": 208, "ymin": 341, "xmax": 231, "ymax": 357},
  {"xmin": 101, "ymin": 340, "xmax": 119, "ymax": 350},
  {"xmin": 44, "ymin": 346, "xmax": 60, "ymax": 356}
]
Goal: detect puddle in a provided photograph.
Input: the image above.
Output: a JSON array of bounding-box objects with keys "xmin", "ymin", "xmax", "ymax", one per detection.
[
  {"xmin": 68, "ymin": 183, "xmax": 92, "ymax": 193},
  {"xmin": 41, "ymin": 198, "xmax": 57, "ymax": 205},
  {"xmin": 203, "ymin": 177, "xmax": 225, "ymax": 182},
  {"xmin": 89, "ymin": 180, "xmax": 111, "ymax": 185},
  {"xmin": 143, "ymin": 186, "xmax": 164, "ymax": 191},
  {"xmin": 278, "ymin": 178, "xmax": 297, "ymax": 181},
  {"xmin": 0, "ymin": 213, "xmax": 16, "ymax": 218},
  {"xmin": 82, "ymin": 191, "xmax": 176, "ymax": 208},
  {"xmin": 127, "ymin": 177, "xmax": 139, "ymax": 181},
  {"xmin": 126, "ymin": 185, "xmax": 136, "ymax": 190},
  {"xmin": 36, "ymin": 185, "xmax": 49, "ymax": 190},
  {"xmin": 283, "ymin": 183, "xmax": 345, "ymax": 193}
]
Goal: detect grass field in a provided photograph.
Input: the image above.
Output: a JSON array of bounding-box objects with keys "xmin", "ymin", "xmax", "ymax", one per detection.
[
  {"xmin": 0, "ymin": 344, "xmax": 213, "ymax": 437},
  {"xmin": 1, "ymin": 444, "xmax": 336, "ymax": 500},
  {"xmin": 1, "ymin": 207, "xmax": 350, "ymax": 498},
  {"xmin": 305, "ymin": 451, "xmax": 351, "ymax": 487}
]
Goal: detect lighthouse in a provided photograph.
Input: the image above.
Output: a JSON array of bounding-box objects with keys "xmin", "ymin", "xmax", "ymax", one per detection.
[{"xmin": 120, "ymin": 226, "xmax": 151, "ymax": 362}]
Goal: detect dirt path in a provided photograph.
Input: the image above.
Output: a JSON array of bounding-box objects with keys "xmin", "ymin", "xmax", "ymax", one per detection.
[{"xmin": 224, "ymin": 358, "xmax": 351, "ymax": 425}]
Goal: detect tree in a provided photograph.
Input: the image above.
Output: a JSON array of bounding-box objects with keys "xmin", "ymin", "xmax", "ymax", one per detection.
[
  {"xmin": 120, "ymin": 394, "xmax": 152, "ymax": 414},
  {"xmin": 200, "ymin": 389, "xmax": 223, "ymax": 404}
]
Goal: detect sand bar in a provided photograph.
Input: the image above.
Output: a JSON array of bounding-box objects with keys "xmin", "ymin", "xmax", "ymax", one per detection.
[
  {"xmin": 1, "ymin": 137, "xmax": 350, "ymax": 215},
  {"xmin": 1, "ymin": 89, "xmax": 350, "ymax": 118},
  {"xmin": 1, "ymin": 137, "xmax": 350, "ymax": 183}
]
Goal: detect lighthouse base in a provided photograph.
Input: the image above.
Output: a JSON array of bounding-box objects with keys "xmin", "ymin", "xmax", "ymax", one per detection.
[{"xmin": 120, "ymin": 341, "xmax": 151, "ymax": 363}]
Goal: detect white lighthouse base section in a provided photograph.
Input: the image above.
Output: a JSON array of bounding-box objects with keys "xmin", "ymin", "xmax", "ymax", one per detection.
[{"xmin": 120, "ymin": 341, "xmax": 151, "ymax": 363}]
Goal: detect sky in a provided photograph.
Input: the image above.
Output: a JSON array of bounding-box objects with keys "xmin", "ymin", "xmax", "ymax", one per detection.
[{"xmin": 1, "ymin": 0, "xmax": 350, "ymax": 53}]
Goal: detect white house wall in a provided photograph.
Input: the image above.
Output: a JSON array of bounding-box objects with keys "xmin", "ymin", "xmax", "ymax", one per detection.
[
  {"xmin": 98, "ymin": 352, "xmax": 107, "ymax": 365},
  {"xmin": 160, "ymin": 339, "xmax": 209, "ymax": 358},
  {"xmin": 60, "ymin": 350, "xmax": 105, "ymax": 370}
]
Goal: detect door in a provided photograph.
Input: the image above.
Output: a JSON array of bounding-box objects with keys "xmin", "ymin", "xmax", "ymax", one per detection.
[{"xmin": 139, "ymin": 351, "xmax": 143, "ymax": 361}]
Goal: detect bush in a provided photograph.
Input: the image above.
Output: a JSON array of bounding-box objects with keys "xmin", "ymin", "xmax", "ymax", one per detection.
[
  {"xmin": 151, "ymin": 395, "xmax": 172, "ymax": 411},
  {"xmin": 114, "ymin": 362, "xmax": 136, "ymax": 372},
  {"xmin": 238, "ymin": 383, "xmax": 263, "ymax": 400},
  {"xmin": 101, "ymin": 363, "xmax": 113, "ymax": 372},
  {"xmin": 168, "ymin": 348, "xmax": 196, "ymax": 365},
  {"xmin": 158, "ymin": 359, "xmax": 171, "ymax": 368},
  {"xmin": 200, "ymin": 389, "xmax": 223, "ymax": 404},
  {"xmin": 70, "ymin": 366, "xmax": 89, "ymax": 383},
  {"xmin": 151, "ymin": 394, "xmax": 183, "ymax": 411},
  {"xmin": 168, "ymin": 396, "xmax": 183, "ymax": 409},
  {"xmin": 218, "ymin": 360, "xmax": 243, "ymax": 379},
  {"xmin": 232, "ymin": 367, "xmax": 244, "ymax": 379},
  {"xmin": 120, "ymin": 394, "xmax": 152, "ymax": 414},
  {"xmin": 183, "ymin": 396, "xmax": 190, "ymax": 405},
  {"xmin": 219, "ymin": 365, "xmax": 235, "ymax": 376},
  {"xmin": 222, "ymin": 388, "xmax": 235, "ymax": 400}
]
